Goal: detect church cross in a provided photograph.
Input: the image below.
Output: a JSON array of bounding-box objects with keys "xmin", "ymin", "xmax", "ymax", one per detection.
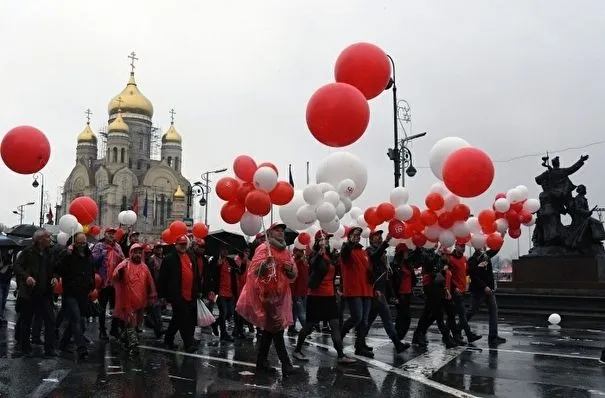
[
  {"xmin": 128, "ymin": 51, "xmax": 139, "ymax": 73},
  {"xmin": 85, "ymin": 108, "xmax": 92, "ymax": 124},
  {"xmin": 116, "ymin": 97, "xmax": 123, "ymax": 111},
  {"xmin": 169, "ymin": 108, "xmax": 176, "ymax": 124}
]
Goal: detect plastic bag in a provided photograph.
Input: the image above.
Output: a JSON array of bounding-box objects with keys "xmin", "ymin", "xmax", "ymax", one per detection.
[{"xmin": 197, "ymin": 298, "xmax": 215, "ymax": 327}]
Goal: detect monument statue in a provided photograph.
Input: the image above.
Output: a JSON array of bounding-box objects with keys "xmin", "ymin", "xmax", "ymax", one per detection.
[{"xmin": 529, "ymin": 154, "xmax": 605, "ymax": 256}]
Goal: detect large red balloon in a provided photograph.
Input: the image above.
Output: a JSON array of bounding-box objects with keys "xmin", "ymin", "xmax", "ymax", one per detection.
[
  {"xmin": 69, "ymin": 196, "xmax": 98, "ymax": 225},
  {"xmin": 364, "ymin": 207, "xmax": 381, "ymax": 226},
  {"xmin": 306, "ymin": 82, "xmax": 370, "ymax": 147},
  {"xmin": 334, "ymin": 42, "xmax": 392, "ymax": 100},
  {"xmin": 478, "ymin": 209, "xmax": 496, "ymax": 228},
  {"xmin": 269, "ymin": 181, "xmax": 294, "ymax": 205},
  {"xmin": 442, "ymin": 147, "xmax": 495, "ymax": 198},
  {"xmin": 244, "ymin": 190, "xmax": 272, "ymax": 216},
  {"xmin": 1, "ymin": 126, "xmax": 51, "ymax": 174},
  {"xmin": 233, "ymin": 155, "xmax": 257, "ymax": 183},
  {"xmin": 221, "ymin": 201, "xmax": 246, "ymax": 224},
  {"xmin": 376, "ymin": 202, "xmax": 396, "ymax": 222},
  {"xmin": 192, "ymin": 223, "xmax": 209, "ymax": 239},
  {"xmin": 161, "ymin": 228, "xmax": 176, "ymax": 244},
  {"xmin": 388, "ymin": 219, "xmax": 406, "ymax": 239},
  {"xmin": 170, "ymin": 220, "xmax": 188, "ymax": 237},
  {"xmin": 216, "ymin": 177, "xmax": 240, "ymax": 201}
]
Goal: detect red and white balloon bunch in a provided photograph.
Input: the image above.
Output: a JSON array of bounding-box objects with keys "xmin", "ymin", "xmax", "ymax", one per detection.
[
  {"xmin": 306, "ymin": 43, "xmax": 392, "ymax": 148},
  {"xmin": 215, "ymin": 155, "xmax": 294, "ymax": 237}
]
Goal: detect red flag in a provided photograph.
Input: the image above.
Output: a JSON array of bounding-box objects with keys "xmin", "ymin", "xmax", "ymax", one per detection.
[{"xmin": 131, "ymin": 192, "xmax": 139, "ymax": 214}]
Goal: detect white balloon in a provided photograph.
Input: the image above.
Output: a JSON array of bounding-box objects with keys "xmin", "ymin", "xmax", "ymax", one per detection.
[
  {"xmin": 316, "ymin": 202, "xmax": 336, "ymax": 223},
  {"xmin": 59, "ymin": 214, "xmax": 79, "ymax": 234},
  {"xmin": 279, "ymin": 190, "xmax": 312, "ymax": 231},
  {"xmin": 466, "ymin": 217, "xmax": 482, "ymax": 234},
  {"xmin": 341, "ymin": 197, "xmax": 353, "ymax": 213},
  {"xmin": 429, "ymin": 182, "xmax": 449, "ymax": 196},
  {"xmin": 76, "ymin": 223, "xmax": 84, "ymax": 233},
  {"xmin": 294, "ymin": 239, "xmax": 306, "ymax": 250},
  {"xmin": 428, "ymin": 137, "xmax": 471, "ymax": 180},
  {"xmin": 303, "ymin": 184, "xmax": 323, "ymax": 205},
  {"xmin": 318, "ymin": 182, "xmax": 336, "ymax": 193},
  {"xmin": 548, "ymin": 313, "xmax": 561, "ymax": 325},
  {"xmin": 118, "ymin": 211, "xmax": 126, "ymax": 224},
  {"xmin": 506, "ymin": 188, "xmax": 523, "ymax": 204},
  {"xmin": 335, "ymin": 201, "xmax": 347, "ymax": 219},
  {"xmin": 494, "ymin": 198, "xmax": 511, "ymax": 213},
  {"xmin": 424, "ymin": 225, "xmax": 443, "ymax": 241},
  {"xmin": 122, "ymin": 210, "xmax": 137, "ymax": 226},
  {"xmin": 496, "ymin": 218, "xmax": 509, "ymax": 233},
  {"xmin": 321, "ymin": 218, "xmax": 340, "ymax": 234},
  {"xmin": 337, "ymin": 179, "xmax": 357, "ymax": 198},
  {"xmin": 253, "ymin": 166, "xmax": 278, "ymax": 192},
  {"xmin": 423, "ymin": 241, "xmax": 437, "ymax": 249},
  {"xmin": 296, "ymin": 204, "xmax": 317, "ymax": 224},
  {"xmin": 452, "ymin": 221, "xmax": 470, "ymax": 237},
  {"xmin": 349, "ymin": 207, "xmax": 363, "ymax": 220},
  {"xmin": 516, "ymin": 185, "xmax": 529, "ymax": 201},
  {"xmin": 395, "ymin": 204, "xmax": 414, "ymax": 221},
  {"xmin": 390, "ymin": 187, "xmax": 410, "ymax": 206},
  {"xmin": 523, "ymin": 198, "xmax": 541, "ymax": 214},
  {"xmin": 323, "ymin": 191, "xmax": 340, "ymax": 207},
  {"xmin": 524, "ymin": 214, "xmax": 537, "ymax": 227},
  {"xmin": 331, "ymin": 238, "xmax": 344, "ymax": 251},
  {"xmin": 439, "ymin": 230, "xmax": 456, "ymax": 247},
  {"xmin": 240, "ymin": 212, "xmax": 263, "ymax": 236},
  {"xmin": 443, "ymin": 194, "xmax": 460, "ymax": 211},
  {"xmin": 316, "ymin": 152, "xmax": 368, "ymax": 200},
  {"xmin": 470, "ymin": 233, "xmax": 487, "ymax": 249},
  {"xmin": 306, "ymin": 224, "xmax": 321, "ymax": 239},
  {"xmin": 356, "ymin": 215, "xmax": 368, "ymax": 228},
  {"xmin": 57, "ymin": 231, "xmax": 70, "ymax": 246},
  {"xmin": 336, "ymin": 223, "xmax": 346, "ymax": 238},
  {"xmin": 361, "ymin": 227, "xmax": 371, "ymax": 239}
]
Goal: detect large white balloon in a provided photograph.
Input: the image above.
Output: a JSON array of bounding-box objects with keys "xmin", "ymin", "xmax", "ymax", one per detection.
[
  {"xmin": 279, "ymin": 190, "xmax": 312, "ymax": 231},
  {"xmin": 439, "ymin": 230, "xmax": 456, "ymax": 247},
  {"xmin": 428, "ymin": 137, "xmax": 471, "ymax": 180},
  {"xmin": 356, "ymin": 215, "xmax": 368, "ymax": 228},
  {"xmin": 59, "ymin": 214, "xmax": 78, "ymax": 234},
  {"xmin": 466, "ymin": 217, "xmax": 482, "ymax": 234},
  {"xmin": 395, "ymin": 204, "xmax": 414, "ymax": 221},
  {"xmin": 390, "ymin": 187, "xmax": 410, "ymax": 206},
  {"xmin": 523, "ymin": 198, "xmax": 540, "ymax": 213},
  {"xmin": 316, "ymin": 152, "xmax": 368, "ymax": 200},
  {"xmin": 341, "ymin": 197, "xmax": 353, "ymax": 213},
  {"xmin": 57, "ymin": 231, "xmax": 70, "ymax": 246},
  {"xmin": 321, "ymin": 218, "xmax": 340, "ymax": 234},
  {"xmin": 335, "ymin": 201, "xmax": 347, "ymax": 219},
  {"xmin": 240, "ymin": 212, "xmax": 262, "ymax": 236},
  {"xmin": 506, "ymin": 188, "xmax": 523, "ymax": 204},
  {"xmin": 452, "ymin": 221, "xmax": 470, "ymax": 238},
  {"xmin": 337, "ymin": 179, "xmax": 357, "ymax": 198},
  {"xmin": 253, "ymin": 166, "xmax": 278, "ymax": 192},
  {"xmin": 494, "ymin": 198, "xmax": 511, "ymax": 213},
  {"xmin": 516, "ymin": 185, "xmax": 529, "ymax": 202},
  {"xmin": 303, "ymin": 184, "xmax": 323, "ymax": 205},
  {"xmin": 316, "ymin": 202, "xmax": 336, "ymax": 223},
  {"xmin": 122, "ymin": 210, "xmax": 137, "ymax": 226},
  {"xmin": 349, "ymin": 207, "xmax": 363, "ymax": 220},
  {"xmin": 296, "ymin": 204, "xmax": 317, "ymax": 224},
  {"xmin": 323, "ymin": 191, "xmax": 340, "ymax": 207},
  {"xmin": 118, "ymin": 211, "xmax": 126, "ymax": 224}
]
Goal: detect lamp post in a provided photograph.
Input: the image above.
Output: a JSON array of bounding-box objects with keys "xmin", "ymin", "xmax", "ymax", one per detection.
[
  {"xmin": 186, "ymin": 181, "xmax": 205, "ymax": 219},
  {"xmin": 32, "ymin": 173, "xmax": 45, "ymax": 227},
  {"xmin": 200, "ymin": 168, "xmax": 227, "ymax": 227},
  {"xmin": 13, "ymin": 202, "xmax": 35, "ymax": 224},
  {"xmin": 385, "ymin": 55, "xmax": 401, "ymax": 188},
  {"xmin": 187, "ymin": 168, "xmax": 228, "ymax": 227}
]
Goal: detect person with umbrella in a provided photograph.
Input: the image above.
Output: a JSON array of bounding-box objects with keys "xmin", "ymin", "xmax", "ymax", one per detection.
[{"xmin": 209, "ymin": 243, "xmax": 241, "ymax": 342}]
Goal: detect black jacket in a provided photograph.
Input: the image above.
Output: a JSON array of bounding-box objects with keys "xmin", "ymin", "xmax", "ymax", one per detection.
[
  {"xmin": 308, "ymin": 250, "xmax": 330, "ymax": 290},
  {"xmin": 158, "ymin": 251, "xmax": 202, "ymax": 303},
  {"xmin": 208, "ymin": 255, "xmax": 241, "ymax": 298},
  {"xmin": 56, "ymin": 249, "xmax": 94, "ymax": 299},
  {"xmin": 365, "ymin": 241, "xmax": 390, "ymax": 293},
  {"xmin": 391, "ymin": 249, "xmax": 420, "ymax": 294},
  {"xmin": 467, "ymin": 249, "xmax": 499, "ymax": 292},
  {"xmin": 13, "ymin": 245, "xmax": 58, "ymax": 300}
]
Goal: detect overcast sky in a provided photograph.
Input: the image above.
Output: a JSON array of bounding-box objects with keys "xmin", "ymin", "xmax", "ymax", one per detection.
[{"xmin": 1, "ymin": 0, "xmax": 604, "ymax": 256}]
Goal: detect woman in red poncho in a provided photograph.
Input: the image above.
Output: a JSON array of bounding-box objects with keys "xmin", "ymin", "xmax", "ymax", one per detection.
[
  {"xmin": 235, "ymin": 223, "xmax": 300, "ymax": 376},
  {"xmin": 112, "ymin": 243, "xmax": 157, "ymax": 355}
]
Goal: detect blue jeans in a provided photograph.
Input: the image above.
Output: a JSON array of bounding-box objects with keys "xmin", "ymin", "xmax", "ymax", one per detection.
[
  {"xmin": 0, "ymin": 281, "xmax": 10, "ymax": 320},
  {"xmin": 217, "ymin": 297, "xmax": 234, "ymax": 336},
  {"xmin": 342, "ymin": 297, "xmax": 371, "ymax": 348},
  {"xmin": 291, "ymin": 296, "xmax": 306, "ymax": 328},
  {"xmin": 368, "ymin": 294, "xmax": 399, "ymax": 344},
  {"xmin": 467, "ymin": 291, "xmax": 499, "ymax": 338},
  {"xmin": 61, "ymin": 296, "xmax": 86, "ymax": 352}
]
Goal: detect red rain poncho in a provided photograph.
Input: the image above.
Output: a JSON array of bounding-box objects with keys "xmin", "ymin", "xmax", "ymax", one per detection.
[
  {"xmin": 112, "ymin": 258, "xmax": 157, "ymax": 326},
  {"xmin": 235, "ymin": 242, "xmax": 297, "ymax": 333}
]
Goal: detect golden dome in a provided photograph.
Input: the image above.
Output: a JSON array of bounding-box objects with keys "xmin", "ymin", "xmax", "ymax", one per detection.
[
  {"xmin": 108, "ymin": 113, "xmax": 129, "ymax": 134},
  {"xmin": 108, "ymin": 73, "xmax": 154, "ymax": 117},
  {"xmin": 174, "ymin": 185, "xmax": 185, "ymax": 198},
  {"xmin": 162, "ymin": 122, "xmax": 182, "ymax": 144},
  {"xmin": 77, "ymin": 123, "xmax": 97, "ymax": 144}
]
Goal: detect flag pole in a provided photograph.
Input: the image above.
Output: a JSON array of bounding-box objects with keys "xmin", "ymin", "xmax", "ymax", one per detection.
[{"xmin": 306, "ymin": 161, "xmax": 310, "ymax": 184}]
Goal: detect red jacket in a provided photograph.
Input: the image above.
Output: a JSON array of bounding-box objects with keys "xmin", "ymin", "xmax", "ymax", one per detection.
[
  {"xmin": 340, "ymin": 243, "xmax": 373, "ymax": 298},
  {"xmin": 291, "ymin": 257, "xmax": 309, "ymax": 297},
  {"xmin": 448, "ymin": 255, "xmax": 467, "ymax": 292}
]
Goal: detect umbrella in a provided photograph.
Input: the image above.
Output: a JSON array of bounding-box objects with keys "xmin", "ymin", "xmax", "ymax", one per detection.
[
  {"xmin": 0, "ymin": 235, "xmax": 22, "ymax": 249},
  {"xmin": 205, "ymin": 230, "xmax": 248, "ymax": 257},
  {"xmin": 6, "ymin": 224, "xmax": 39, "ymax": 238}
]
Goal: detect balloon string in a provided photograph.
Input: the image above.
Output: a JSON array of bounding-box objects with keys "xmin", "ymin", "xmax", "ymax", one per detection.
[{"xmin": 260, "ymin": 221, "xmax": 276, "ymax": 283}]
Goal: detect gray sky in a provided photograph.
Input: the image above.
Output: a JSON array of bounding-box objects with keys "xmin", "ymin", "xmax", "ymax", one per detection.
[{"xmin": 1, "ymin": 0, "xmax": 604, "ymax": 256}]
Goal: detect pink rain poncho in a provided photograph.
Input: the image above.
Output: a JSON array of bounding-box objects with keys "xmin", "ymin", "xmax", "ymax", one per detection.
[
  {"xmin": 236, "ymin": 242, "xmax": 297, "ymax": 333},
  {"xmin": 112, "ymin": 259, "xmax": 157, "ymax": 326}
]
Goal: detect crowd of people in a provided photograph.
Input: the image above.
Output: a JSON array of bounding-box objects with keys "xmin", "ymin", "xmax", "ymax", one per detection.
[{"xmin": 0, "ymin": 222, "xmax": 518, "ymax": 373}]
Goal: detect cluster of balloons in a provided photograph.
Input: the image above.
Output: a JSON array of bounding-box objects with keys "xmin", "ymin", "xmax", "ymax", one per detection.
[
  {"xmin": 1, "ymin": 125, "xmax": 51, "ymax": 174},
  {"xmin": 429, "ymin": 137, "xmax": 495, "ymax": 198},
  {"xmin": 215, "ymin": 155, "xmax": 294, "ymax": 237},
  {"xmin": 57, "ymin": 196, "xmax": 102, "ymax": 245},
  {"xmin": 306, "ymin": 42, "xmax": 391, "ymax": 147},
  {"xmin": 161, "ymin": 220, "xmax": 208, "ymax": 244},
  {"xmin": 481, "ymin": 186, "xmax": 540, "ymax": 240}
]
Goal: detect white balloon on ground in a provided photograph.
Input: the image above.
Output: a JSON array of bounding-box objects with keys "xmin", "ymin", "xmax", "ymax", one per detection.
[
  {"xmin": 296, "ymin": 204, "xmax": 317, "ymax": 224},
  {"xmin": 548, "ymin": 313, "xmax": 561, "ymax": 325},
  {"xmin": 395, "ymin": 204, "xmax": 413, "ymax": 221},
  {"xmin": 361, "ymin": 227, "xmax": 371, "ymax": 239},
  {"xmin": 428, "ymin": 137, "xmax": 471, "ymax": 180},
  {"xmin": 303, "ymin": 184, "xmax": 323, "ymax": 205},
  {"xmin": 316, "ymin": 152, "xmax": 368, "ymax": 200},
  {"xmin": 337, "ymin": 179, "xmax": 356, "ymax": 198},
  {"xmin": 439, "ymin": 230, "xmax": 456, "ymax": 247},
  {"xmin": 341, "ymin": 197, "xmax": 353, "ymax": 213},
  {"xmin": 356, "ymin": 215, "xmax": 368, "ymax": 228},
  {"xmin": 122, "ymin": 210, "xmax": 137, "ymax": 226},
  {"xmin": 253, "ymin": 166, "xmax": 278, "ymax": 192},
  {"xmin": 57, "ymin": 231, "xmax": 70, "ymax": 246},
  {"xmin": 335, "ymin": 201, "xmax": 346, "ymax": 219},
  {"xmin": 523, "ymin": 198, "xmax": 541, "ymax": 213},
  {"xmin": 443, "ymin": 194, "xmax": 460, "ymax": 211},
  {"xmin": 323, "ymin": 191, "xmax": 340, "ymax": 207},
  {"xmin": 240, "ymin": 212, "xmax": 263, "ymax": 236},
  {"xmin": 316, "ymin": 202, "xmax": 336, "ymax": 223},
  {"xmin": 452, "ymin": 221, "xmax": 470, "ymax": 237},
  {"xmin": 429, "ymin": 182, "xmax": 449, "ymax": 196},
  {"xmin": 279, "ymin": 190, "xmax": 312, "ymax": 231},
  {"xmin": 59, "ymin": 214, "xmax": 79, "ymax": 234},
  {"xmin": 516, "ymin": 185, "xmax": 529, "ymax": 201},
  {"xmin": 470, "ymin": 233, "xmax": 487, "ymax": 249},
  {"xmin": 496, "ymin": 218, "xmax": 509, "ymax": 234},
  {"xmin": 494, "ymin": 198, "xmax": 511, "ymax": 213},
  {"xmin": 390, "ymin": 187, "xmax": 410, "ymax": 206},
  {"xmin": 466, "ymin": 217, "xmax": 482, "ymax": 234}
]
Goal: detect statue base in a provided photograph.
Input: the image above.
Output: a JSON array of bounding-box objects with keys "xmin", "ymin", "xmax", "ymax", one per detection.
[{"xmin": 525, "ymin": 243, "xmax": 605, "ymax": 257}]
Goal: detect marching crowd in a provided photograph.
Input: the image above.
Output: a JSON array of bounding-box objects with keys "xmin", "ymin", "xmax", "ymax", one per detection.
[{"xmin": 0, "ymin": 222, "xmax": 511, "ymax": 375}]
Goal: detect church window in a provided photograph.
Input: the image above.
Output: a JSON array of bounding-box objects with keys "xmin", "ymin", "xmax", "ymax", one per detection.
[
  {"xmin": 167, "ymin": 156, "xmax": 172, "ymax": 167},
  {"xmin": 120, "ymin": 148, "xmax": 125, "ymax": 163},
  {"xmin": 167, "ymin": 199, "xmax": 173, "ymax": 219},
  {"xmin": 175, "ymin": 157, "xmax": 180, "ymax": 171},
  {"xmin": 137, "ymin": 160, "xmax": 142, "ymax": 170},
  {"xmin": 88, "ymin": 158, "xmax": 93, "ymax": 168},
  {"xmin": 112, "ymin": 147, "xmax": 118, "ymax": 162},
  {"xmin": 121, "ymin": 195, "xmax": 127, "ymax": 211},
  {"xmin": 160, "ymin": 194, "xmax": 166, "ymax": 225}
]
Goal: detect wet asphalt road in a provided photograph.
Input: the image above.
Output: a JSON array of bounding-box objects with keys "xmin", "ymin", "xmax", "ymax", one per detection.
[{"xmin": 0, "ymin": 300, "xmax": 604, "ymax": 398}]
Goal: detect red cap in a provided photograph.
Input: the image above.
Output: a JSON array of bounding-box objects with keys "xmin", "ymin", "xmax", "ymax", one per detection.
[
  {"xmin": 105, "ymin": 227, "xmax": 117, "ymax": 233},
  {"xmin": 268, "ymin": 223, "xmax": 287, "ymax": 231},
  {"xmin": 315, "ymin": 230, "xmax": 333, "ymax": 240},
  {"xmin": 175, "ymin": 235, "xmax": 189, "ymax": 245},
  {"xmin": 129, "ymin": 243, "xmax": 144, "ymax": 253}
]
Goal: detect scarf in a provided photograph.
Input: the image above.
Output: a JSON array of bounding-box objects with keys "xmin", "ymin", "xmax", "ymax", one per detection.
[{"xmin": 268, "ymin": 238, "xmax": 287, "ymax": 250}]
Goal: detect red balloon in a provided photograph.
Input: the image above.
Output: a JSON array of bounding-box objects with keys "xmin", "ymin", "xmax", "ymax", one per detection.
[
  {"xmin": 482, "ymin": 222, "xmax": 497, "ymax": 234},
  {"xmin": 115, "ymin": 228, "xmax": 125, "ymax": 241},
  {"xmin": 334, "ymin": 42, "xmax": 392, "ymax": 100},
  {"xmin": 364, "ymin": 207, "xmax": 381, "ymax": 226},
  {"xmin": 510, "ymin": 202, "xmax": 524, "ymax": 213},
  {"xmin": 495, "ymin": 192, "xmax": 507, "ymax": 200},
  {"xmin": 438, "ymin": 212, "xmax": 454, "ymax": 229},
  {"xmin": 420, "ymin": 210, "xmax": 438, "ymax": 226},
  {"xmin": 412, "ymin": 233, "xmax": 427, "ymax": 247},
  {"xmin": 298, "ymin": 232, "xmax": 311, "ymax": 245},
  {"xmin": 495, "ymin": 211, "xmax": 506, "ymax": 219},
  {"xmin": 451, "ymin": 204, "xmax": 471, "ymax": 221},
  {"xmin": 1, "ymin": 126, "xmax": 51, "ymax": 174},
  {"xmin": 221, "ymin": 201, "xmax": 246, "ymax": 224},
  {"xmin": 192, "ymin": 223, "xmax": 209, "ymax": 239},
  {"xmin": 269, "ymin": 181, "xmax": 294, "ymax": 205},
  {"xmin": 456, "ymin": 235, "xmax": 471, "ymax": 245},
  {"xmin": 89, "ymin": 289, "xmax": 99, "ymax": 301},
  {"xmin": 162, "ymin": 228, "xmax": 176, "ymax": 244},
  {"xmin": 94, "ymin": 273, "xmax": 102, "ymax": 290},
  {"xmin": 402, "ymin": 223, "xmax": 414, "ymax": 239},
  {"xmin": 388, "ymin": 219, "xmax": 406, "ymax": 239},
  {"xmin": 216, "ymin": 177, "xmax": 240, "ymax": 201},
  {"xmin": 409, "ymin": 205, "xmax": 421, "ymax": 224},
  {"xmin": 508, "ymin": 228, "xmax": 522, "ymax": 239},
  {"xmin": 54, "ymin": 279, "xmax": 63, "ymax": 295},
  {"xmin": 486, "ymin": 233, "xmax": 504, "ymax": 250},
  {"xmin": 442, "ymin": 147, "xmax": 495, "ymax": 198},
  {"xmin": 245, "ymin": 190, "xmax": 272, "ymax": 216},
  {"xmin": 478, "ymin": 209, "xmax": 496, "ymax": 228},
  {"xmin": 69, "ymin": 196, "xmax": 98, "ymax": 225},
  {"xmin": 306, "ymin": 82, "xmax": 370, "ymax": 147},
  {"xmin": 89, "ymin": 225, "xmax": 101, "ymax": 236},
  {"xmin": 170, "ymin": 220, "xmax": 188, "ymax": 237},
  {"xmin": 376, "ymin": 202, "xmax": 396, "ymax": 222},
  {"xmin": 425, "ymin": 193, "xmax": 445, "ymax": 211},
  {"xmin": 257, "ymin": 162, "xmax": 279, "ymax": 175},
  {"xmin": 519, "ymin": 211, "xmax": 532, "ymax": 224},
  {"xmin": 237, "ymin": 182, "xmax": 255, "ymax": 204},
  {"xmin": 505, "ymin": 210, "xmax": 519, "ymax": 224},
  {"xmin": 233, "ymin": 155, "xmax": 257, "ymax": 183}
]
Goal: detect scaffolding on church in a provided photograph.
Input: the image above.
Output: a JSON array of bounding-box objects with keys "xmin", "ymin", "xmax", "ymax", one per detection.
[
  {"xmin": 150, "ymin": 125, "xmax": 162, "ymax": 160},
  {"xmin": 98, "ymin": 125, "xmax": 108, "ymax": 159}
]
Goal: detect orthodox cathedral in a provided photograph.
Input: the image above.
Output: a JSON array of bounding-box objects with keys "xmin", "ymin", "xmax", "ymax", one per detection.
[{"xmin": 61, "ymin": 52, "xmax": 191, "ymax": 239}]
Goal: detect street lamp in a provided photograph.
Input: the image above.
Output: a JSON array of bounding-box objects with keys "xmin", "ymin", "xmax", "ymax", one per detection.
[
  {"xmin": 187, "ymin": 168, "xmax": 227, "ymax": 227},
  {"xmin": 13, "ymin": 202, "xmax": 35, "ymax": 224},
  {"xmin": 32, "ymin": 173, "xmax": 45, "ymax": 227}
]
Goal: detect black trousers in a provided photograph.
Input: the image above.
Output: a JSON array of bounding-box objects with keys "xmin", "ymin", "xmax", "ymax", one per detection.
[
  {"xmin": 98, "ymin": 286, "xmax": 120, "ymax": 334},
  {"xmin": 19, "ymin": 295, "xmax": 55, "ymax": 353},
  {"xmin": 395, "ymin": 293, "xmax": 412, "ymax": 340},
  {"xmin": 415, "ymin": 288, "xmax": 451, "ymax": 339},
  {"xmin": 257, "ymin": 330, "xmax": 291, "ymax": 367},
  {"xmin": 165, "ymin": 299, "xmax": 196, "ymax": 348}
]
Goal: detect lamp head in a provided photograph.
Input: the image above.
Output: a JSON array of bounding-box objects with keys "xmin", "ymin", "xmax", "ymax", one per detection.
[
  {"xmin": 406, "ymin": 165, "xmax": 417, "ymax": 178},
  {"xmin": 32, "ymin": 178, "xmax": 39, "ymax": 188}
]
